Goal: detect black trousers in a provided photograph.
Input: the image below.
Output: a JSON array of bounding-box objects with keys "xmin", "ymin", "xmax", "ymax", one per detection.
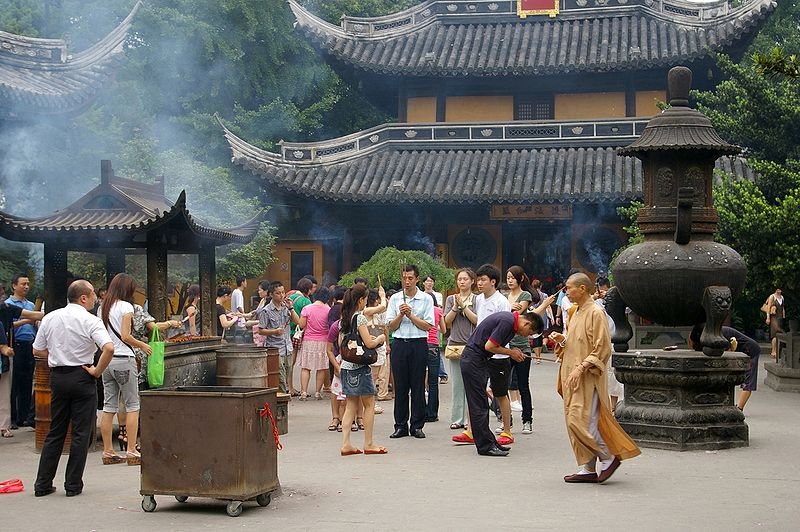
[
  {"xmin": 460, "ymin": 346, "xmax": 497, "ymax": 454},
  {"xmin": 11, "ymin": 339, "xmax": 34, "ymax": 425},
  {"xmin": 35, "ymin": 366, "xmax": 97, "ymax": 493},
  {"xmin": 390, "ymin": 338, "xmax": 428, "ymax": 432}
]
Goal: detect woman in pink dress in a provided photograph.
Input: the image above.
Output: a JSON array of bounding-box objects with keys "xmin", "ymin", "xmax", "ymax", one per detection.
[{"xmin": 297, "ymin": 286, "xmax": 332, "ymax": 400}]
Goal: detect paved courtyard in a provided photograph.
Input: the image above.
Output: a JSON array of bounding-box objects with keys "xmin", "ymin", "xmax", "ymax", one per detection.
[{"xmin": 1, "ymin": 355, "xmax": 798, "ymax": 531}]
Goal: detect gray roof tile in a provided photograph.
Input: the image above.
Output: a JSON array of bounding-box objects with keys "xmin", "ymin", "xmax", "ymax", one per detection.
[{"xmin": 289, "ymin": 0, "xmax": 776, "ymax": 77}]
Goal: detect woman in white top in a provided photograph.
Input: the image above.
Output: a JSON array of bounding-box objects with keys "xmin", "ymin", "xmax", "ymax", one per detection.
[
  {"xmin": 339, "ymin": 285, "xmax": 387, "ymax": 456},
  {"xmin": 99, "ymin": 273, "xmax": 151, "ymax": 466}
]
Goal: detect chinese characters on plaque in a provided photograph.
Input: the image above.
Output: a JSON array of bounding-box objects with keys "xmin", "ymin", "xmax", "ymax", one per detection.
[
  {"xmin": 517, "ymin": 0, "xmax": 560, "ymax": 19},
  {"xmin": 490, "ymin": 204, "xmax": 573, "ymax": 220}
]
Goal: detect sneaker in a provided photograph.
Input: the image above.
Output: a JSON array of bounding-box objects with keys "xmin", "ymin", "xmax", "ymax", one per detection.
[
  {"xmin": 452, "ymin": 431, "xmax": 474, "ymax": 444},
  {"xmin": 494, "ymin": 426, "xmax": 503, "ymax": 435},
  {"xmin": 496, "ymin": 432, "xmax": 514, "ymax": 445},
  {"xmin": 522, "ymin": 421, "xmax": 533, "ymax": 434},
  {"xmin": 510, "ymin": 401, "xmax": 522, "ymax": 412}
]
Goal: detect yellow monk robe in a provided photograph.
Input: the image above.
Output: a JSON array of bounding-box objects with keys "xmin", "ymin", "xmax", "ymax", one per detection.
[{"xmin": 556, "ymin": 299, "xmax": 640, "ymax": 465}]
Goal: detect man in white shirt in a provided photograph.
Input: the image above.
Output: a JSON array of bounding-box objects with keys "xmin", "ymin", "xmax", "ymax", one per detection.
[
  {"xmin": 33, "ymin": 280, "xmax": 114, "ymax": 498},
  {"xmin": 230, "ymin": 277, "xmax": 247, "ymax": 342},
  {"xmin": 474, "ymin": 264, "xmax": 514, "ymax": 446}
]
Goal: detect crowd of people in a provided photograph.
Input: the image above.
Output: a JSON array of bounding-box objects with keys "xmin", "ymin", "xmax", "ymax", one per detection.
[{"xmin": 0, "ymin": 267, "xmax": 777, "ymax": 494}]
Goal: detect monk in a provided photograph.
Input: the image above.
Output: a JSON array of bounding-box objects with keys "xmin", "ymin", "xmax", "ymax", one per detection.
[{"xmin": 549, "ymin": 273, "xmax": 640, "ymax": 484}]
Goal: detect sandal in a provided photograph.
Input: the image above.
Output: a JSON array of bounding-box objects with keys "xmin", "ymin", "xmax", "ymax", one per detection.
[
  {"xmin": 356, "ymin": 417, "xmax": 365, "ymax": 430},
  {"xmin": 328, "ymin": 417, "xmax": 341, "ymax": 431},
  {"xmin": 126, "ymin": 450, "xmax": 141, "ymax": 466},
  {"xmin": 351, "ymin": 421, "xmax": 358, "ymax": 432},
  {"xmin": 450, "ymin": 423, "xmax": 465, "ymax": 430},
  {"xmin": 315, "ymin": 392, "xmax": 323, "ymax": 400},
  {"xmin": 299, "ymin": 392, "xmax": 308, "ymax": 401},
  {"xmin": 290, "ymin": 390, "xmax": 301, "ymax": 397},
  {"xmin": 1, "ymin": 429, "xmax": 13, "ymax": 438},
  {"xmin": 337, "ymin": 423, "xmax": 343, "ymax": 433},
  {"xmin": 117, "ymin": 424, "xmax": 127, "ymax": 451},
  {"xmin": 102, "ymin": 451, "xmax": 125, "ymax": 465}
]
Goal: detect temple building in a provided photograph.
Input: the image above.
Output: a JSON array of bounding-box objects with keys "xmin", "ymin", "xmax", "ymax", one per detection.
[
  {"xmin": 223, "ymin": 0, "xmax": 773, "ymax": 288},
  {"xmin": 0, "ymin": 2, "xmax": 140, "ymax": 120}
]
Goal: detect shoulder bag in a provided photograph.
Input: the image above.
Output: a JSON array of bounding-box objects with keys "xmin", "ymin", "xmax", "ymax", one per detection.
[{"xmin": 341, "ymin": 314, "xmax": 379, "ymax": 365}]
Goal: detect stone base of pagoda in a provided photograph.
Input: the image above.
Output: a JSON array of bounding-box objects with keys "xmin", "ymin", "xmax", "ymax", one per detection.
[
  {"xmin": 612, "ymin": 350, "xmax": 749, "ymax": 451},
  {"xmin": 764, "ymin": 362, "xmax": 800, "ymax": 393}
]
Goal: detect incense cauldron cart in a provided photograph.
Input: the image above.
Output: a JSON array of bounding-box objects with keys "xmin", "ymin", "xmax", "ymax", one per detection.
[{"xmin": 139, "ymin": 386, "xmax": 281, "ymax": 517}]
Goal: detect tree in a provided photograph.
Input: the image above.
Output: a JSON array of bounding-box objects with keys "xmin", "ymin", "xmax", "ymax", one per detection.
[
  {"xmin": 339, "ymin": 247, "xmax": 455, "ymax": 294},
  {"xmin": 692, "ymin": 1, "xmax": 800, "ymax": 327}
]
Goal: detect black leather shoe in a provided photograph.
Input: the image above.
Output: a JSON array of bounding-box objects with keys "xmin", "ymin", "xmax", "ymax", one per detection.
[
  {"xmin": 478, "ymin": 448, "xmax": 509, "ymax": 457},
  {"xmin": 34, "ymin": 486, "xmax": 56, "ymax": 497},
  {"xmin": 495, "ymin": 444, "xmax": 511, "ymax": 452},
  {"xmin": 65, "ymin": 489, "xmax": 82, "ymax": 497},
  {"xmin": 389, "ymin": 428, "xmax": 409, "ymax": 439},
  {"xmin": 410, "ymin": 429, "xmax": 426, "ymax": 439}
]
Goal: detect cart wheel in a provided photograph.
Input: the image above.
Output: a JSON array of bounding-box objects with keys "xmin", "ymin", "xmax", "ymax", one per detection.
[
  {"xmin": 256, "ymin": 492, "xmax": 272, "ymax": 507},
  {"xmin": 175, "ymin": 495, "xmax": 189, "ymax": 503},
  {"xmin": 226, "ymin": 501, "xmax": 243, "ymax": 517},
  {"xmin": 141, "ymin": 495, "xmax": 157, "ymax": 512}
]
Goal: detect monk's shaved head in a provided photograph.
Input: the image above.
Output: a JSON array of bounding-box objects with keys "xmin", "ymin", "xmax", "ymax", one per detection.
[{"xmin": 567, "ymin": 273, "xmax": 593, "ymax": 291}]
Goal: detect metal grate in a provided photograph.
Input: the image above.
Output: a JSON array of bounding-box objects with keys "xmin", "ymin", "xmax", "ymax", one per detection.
[
  {"xmin": 507, "ymin": 126, "xmax": 558, "ymax": 137},
  {"xmin": 374, "ymin": 17, "xmax": 413, "ymax": 32},
  {"xmin": 316, "ymin": 142, "xmax": 356, "ymax": 157},
  {"xmin": 663, "ymin": 4, "xmax": 699, "ymax": 17},
  {"xmin": 516, "ymin": 97, "xmax": 553, "ymax": 121}
]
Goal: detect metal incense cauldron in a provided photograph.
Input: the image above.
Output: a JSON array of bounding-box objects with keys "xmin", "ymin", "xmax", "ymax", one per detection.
[{"xmin": 608, "ymin": 66, "xmax": 747, "ymax": 356}]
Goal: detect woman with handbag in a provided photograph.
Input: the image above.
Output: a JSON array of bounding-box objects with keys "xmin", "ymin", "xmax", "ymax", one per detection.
[
  {"xmin": 98, "ymin": 273, "xmax": 151, "ymax": 466},
  {"xmin": 443, "ymin": 268, "xmax": 478, "ymax": 431},
  {"xmin": 339, "ymin": 285, "xmax": 387, "ymax": 456},
  {"xmin": 764, "ymin": 288, "xmax": 786, "ymax": 359}
]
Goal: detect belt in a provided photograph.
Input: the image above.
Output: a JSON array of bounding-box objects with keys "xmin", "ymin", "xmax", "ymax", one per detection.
[
  {"xmin": 113, "ymin": 355, "xmax": 136, "ymax": 358},
  {"xmin": 394, "ymin": 337, "xmax": 427, "ymax": 343},
  {"xmin": 50, "ymin": 366, "xmax": 85, "ymax": 373}
]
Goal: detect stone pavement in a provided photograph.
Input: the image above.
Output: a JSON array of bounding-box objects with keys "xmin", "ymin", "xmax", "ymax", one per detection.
[{"xmin": 1, "ymin": 355, "xmax": 799, "ymax": 531}]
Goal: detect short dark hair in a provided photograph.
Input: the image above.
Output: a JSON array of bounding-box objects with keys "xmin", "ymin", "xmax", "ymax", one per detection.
[
  {"xmin": 67, "ymin": 280, "xmax": 94, "ymax": 303},
  {"xmin": 302, "ymin": 275, "xmax": 318, "ymax": 285},
  {"xmin": 521, "ymin": 310, "xmax": 544, "ymax": 335},
  {"xmin": 354, "ymin": 277, "xmax": 368, "ymax": 286},
  {"xmin": 312, "ymin": 285, "xmax": 330, "ymax": 303},
  {"xmin": 11, "ymin": 273, "xmax": 28, "ymax": 286},
  {"xmin": 236, "ymin": 277, "xmax": 247, "ymax": 287},
  {"xmin": 424, "ymin": 274, "xmax": 435, "ymax": 283},
  {"xmin": 297, "ymin": 278, "xmax": 313, "ymax": 294},
  {"xmin": 401, "ymin": 264, "xmax": 419, "ymax": 278},
  {"xmin": 596, "ymin": 276, "xmax": 610, "ymax": 288},
  {"xmin": 476, "ymin": 264, "xmax": 501, "ymax": 287},
  {"xmin": 268, "ymin": 281, "xmax": 284, "ymax": 294},
  {"xmin": 258, "ymin": 280, "xmax": 270, "ymax": 291},
  {"xmin": 217, "ymin": 286, "xmax": 232, "ymax": 297},
  {"xmin": 333, "ymin": 286, "xmax": 346, "ymax": 301}
]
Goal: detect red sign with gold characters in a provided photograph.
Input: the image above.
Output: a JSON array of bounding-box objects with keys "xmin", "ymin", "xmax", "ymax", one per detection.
[{"xmin": 517, "ymin": 0, "xmax": 559, "ymax": 18}]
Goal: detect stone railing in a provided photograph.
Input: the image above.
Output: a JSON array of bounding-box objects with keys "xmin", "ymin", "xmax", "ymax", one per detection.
[{"xmin": 279, "ymin": 118, "xmax": 648, "ymax": 163}]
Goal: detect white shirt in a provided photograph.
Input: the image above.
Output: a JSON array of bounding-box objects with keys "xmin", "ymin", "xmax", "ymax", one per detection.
[
  {"xmin": 231, "ymin": 288, "xmax": 245, "ymax": 313},
  {"xmin": 560, "ymin": 294, "xmax": 573, "ymax": 328},
  {"xmin": 33, "ymin": 303, "xmax": 113, "ymax": 367},
  {"xmin": 99, "ymin": 301, "xmax": 136, "ymax": 357},
  {"xmin": 475, "ymin": 291, "xmax": 512, "ymax": 359}
]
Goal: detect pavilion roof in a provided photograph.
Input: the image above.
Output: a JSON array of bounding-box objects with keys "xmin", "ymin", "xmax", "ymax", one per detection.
[
  {"xmin": 0, "ymin": 161, "xmax": 262, "ymax": 246},
  {"xmin": 288, "ymin": 0, "xmax": 776, "ymax": 78},
  {"xmin": 0, "ymin": 1, "xmax": 141, "ymax": 119},
  {"xmin": 221, "ymin": 117, "xmax": 753, "ymax": 204}
]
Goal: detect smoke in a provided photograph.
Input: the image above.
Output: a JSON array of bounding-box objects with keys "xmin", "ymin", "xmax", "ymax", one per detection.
[{"xmin": 405, "ymin": 231, "xmax": 436, "ymax": 256}]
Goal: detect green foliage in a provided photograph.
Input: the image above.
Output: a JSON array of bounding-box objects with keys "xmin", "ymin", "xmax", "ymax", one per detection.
[
  {"xmin": 339, "ymin": 247, "xmax": 456, "ymax": 294},
  {"xmin": 216, "ymin": 222, "xmax": 277, "ymax": 284},
  {"xmin": 301, "ymin": 0, "xmax": 418, "ymax": 21},
  {"xmin": 692, "ymin": 0, "xmax": 800, "ymax": 323},
  {"xmin": 0, "ymin": 239, "xmax": 37, "ymax": 296}
]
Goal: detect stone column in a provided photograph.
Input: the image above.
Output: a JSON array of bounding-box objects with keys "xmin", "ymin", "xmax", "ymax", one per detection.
[
  {"xmin": 198, "ymin": 245, "xmax": 216, "ymax": 336},
  {"xmin": 146, "ymin": 235, "xmax": 168, "ymax": 322},
  {"xmin": 613, "ymin": 350, "xmax": 749, "ymax": 450}
]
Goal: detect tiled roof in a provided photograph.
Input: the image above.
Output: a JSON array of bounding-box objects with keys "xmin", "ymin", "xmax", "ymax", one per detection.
[
  {"xmin": 0, "ymin": 1, "xmax": 140, "ymax": 119},
  {"xmin": 0, "ymin": 161, "xmax": 261, "ymax": 245},
  {"xmin": 221, "ymin": 118, "xmax": 753, "ymax": 204},
  {"xmin": 289, "ymin": 0, "xmax": 776, "ymax": 77}
]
